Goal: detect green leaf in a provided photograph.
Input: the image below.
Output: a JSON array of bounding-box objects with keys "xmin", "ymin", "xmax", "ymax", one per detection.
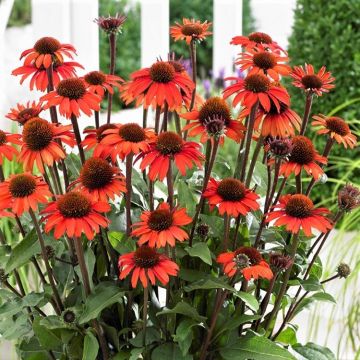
[
  {"xmin": 5, "ymin": 229, "xmax": 39, "ymax": 273},
  {"xmin": 0, "ymin": 292, "xmax": 44, "ymax": 317},
  {"xmin": 292, "ymin": 342, "xmax": 336, "ymax": 360},
  {"xmin": 79, "ymin": 282, "xmax": 124, "ymax": 324},
  {"xmin": 184, "ymin": 243, "xmax": 212, "ymax": 265},
  {"xmin": 220, "ymin": 332, "xmax": 296, "ymax": 360},
  {"xmin": 292, "ymin": 292, "xmax": 336, "ymax": 318},
  {"xmin": 151, "ymin": 343, "xmax": 193, "ymax": 359},
  {"xmin": 75, "ymin": 246, "xmax": 96, "ymax": 291},
  {"xmin": 177, "ymin": 181, "xmax": 197, "ymax": 215},
  {"xmin": 234, "ymin": 291, "xmax": 259, "ymax": 312},
  {"xmin": 276, "ymin": 327, "xmax": 298, "ymax": 346},
  {"xmin": 108, "ymin": 231, "xmax": 136, "ymax": 254},
  {"xmin": 301, "ymin": 276, "xmax": 322, "ymax": 291},
  {"xmin": 157, "ymin": 302, "xmax": 206, "ymax": 323},
  {"xmin": 33, "ymin": 317, "xmax": 62, "ymax": 350},
  {"xmin": 184, "ymin": 277, "xmax": 235, "ymax": 293},
  {"xmin": 173, "ymin": 319, "xmax": 198, "ymax": 356},
  {"xmin": 129, "ymin": 327, "xmax": 161, "ymax": 347},
  {"xmin": 82, "ymin": 331, "xmax": 99, "ymax": 360}
]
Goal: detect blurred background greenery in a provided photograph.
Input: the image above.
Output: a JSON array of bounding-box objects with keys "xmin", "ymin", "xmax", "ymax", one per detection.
[{"xmin": 5, "ymin": 0, "xmax": 360, "ymax": 357}]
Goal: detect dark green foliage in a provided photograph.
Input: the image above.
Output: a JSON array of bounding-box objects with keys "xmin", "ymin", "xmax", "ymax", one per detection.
[{"xmin": 7, "ymin": 0, "xmax": 31, "ymax": 28}]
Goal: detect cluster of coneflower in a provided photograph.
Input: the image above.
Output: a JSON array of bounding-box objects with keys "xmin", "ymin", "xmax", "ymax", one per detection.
[{"xmin": 0, "ymin": 13, "xmax": 358, "ymax": 360}]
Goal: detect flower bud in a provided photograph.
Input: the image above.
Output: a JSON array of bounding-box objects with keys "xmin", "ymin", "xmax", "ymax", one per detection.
[
  {"xmin": 269, "ymin": 253, "xmax": 293, "ymax": 273},
  {"xmin": 338, "ymin": 184, "xmax": 360, "ymax": 212},
  {"xmin": 196, "ymin": 223, "xmax": 209, "ymax": 238},
  {"xmin": 337, "ymin": 263, "xmax": 351, "ymax": 278}
]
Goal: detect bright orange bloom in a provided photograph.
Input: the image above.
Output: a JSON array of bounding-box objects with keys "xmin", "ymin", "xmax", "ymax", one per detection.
[
  {"xmin": 100, "ymin": 123, "xmax": 155, "ymax": 161},
  {"xmin": 203, "ymin": 178, "xmax": 259, "ymax": 217},
  {"xmin": 223, "ymin": 74, "xmax": 290, "ymax": 112},
  {"xmin": 231, "ymin": 32, "xmax": 285, "ymax": 53},
  {"xmin": 0, "ymin": 131, "xmax": 21, "ymax": 164},
  {"xmin": 82, "ymin": 124, "xmax": 119, "ymax": 162},
  {"xmin": 41, "ymin": 78, "xmax": 101, "ymax": 119},
  {"xmin": 123, "ymin": 61, "xmax": 194, "ymax": 110},
  {"xmin": 312, "ymin": 114, "xmax": 357, "ymax": 149},
  {"xmin": 0, "ymin": 173, "xmax": 51, "ymax": 216},
  {"xmin": 235, "ymin": 47, "xmax": 291, "ymax": 81},
  {"xmin": 83, "ymin": 71, "xmax": 124, "ymax": 97},
  {"xmin": 71, "ymin": 157, "xmax": 126, "ymax": 201},
  {"xmin": 291, "ymin": 64, "xmax": 335, "ymax": 96},
  {"xmin": 118, "ymin": 246, "xmax": 179, "ymax": 288},
  {"xmin": 18, "ymin": 118, "xmax": 76, "ymax": 173},
  {"xmin": 20, "ymin": 37, "xmax": 76, "ymax": 69},
  {"xmin": 181, "ymin": 97, "xmax": 246, "ymax": 143},
  {"xmin": 217, "ymin": 246, "xmax": 273, "ymax": 280},
  {"xmin": 6, "ymin": 101, "xmax": 43, "ymax": 125},
  {"xmin": 139, "ymin": 131, "xmax": 204, "ymax": 181},
  {"xmin": 12, "ymin": 61, "xmax": 84, "ymax": 92},
  {"xmin": 132, "ymin": 202, "xmax": 192, "ymax": 248},
  {"xmin": 266, "ymin": 194, "xmax": 332, "ymax": 236},
  {"xmin": 279, "ymin": 135, "xmax": 327, "ymax": 180},
  {"xmin": 170, "ymin": 18, "xmax": 212, "ymax": 44},
  {"xmin": 0, "ymin": 209, "xmax": 14, "ymax": 218},
  {"xmin": 41, "ymin": 191, "xmax": 110, "ymax": 240}
]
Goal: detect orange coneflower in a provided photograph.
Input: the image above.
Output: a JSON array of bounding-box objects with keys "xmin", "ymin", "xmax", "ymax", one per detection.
[
  {"xmin": 6, "ymin": 101, "xmax": 43, "ymax": 125},
  {"xmin": 266, "ymin": 194, "xmax": 332, "ymax": 236},
  {"xmin": 71, "ymin": 157, "xmax": 126, "ymax": 201},
  {"xmin": 118, "ymin": 246, "xmax": 179, "ymax": 288},
  {"xmin": 231, "ymin": 32, "xmax": 285, "ymax": 53},
  {"xmin": 100, "ymin": 123, "xmax": 155, "ymax": 161},
  {"xmin": 83, "ymin": 71, "xmax": 124, "ymax": 97},
  {"xmin": 82, "ymin": 124, "xmax": 119, "ymax": 162},
  {"xmin": 203, "ymin": 178, "xmax": 260, "ymax": 217},
  {"xmin": 12, "ymin": 60, "xmax": 84, "ymax": 92},
  {"xmin": 181, "ymin": 97, "xmax": 246, "ymax": 143},
  {"xmin": 18, "ymin": 118, "xmax": 76, "ymax": 173},
  {"xmin": 291, "ymin": 64, "xmax": 335, "ymax": 96},
  {"xmin": 41, "ymin": 191, "xmax": 110, "ymax": 240},
  {"xmin": 123, "ymin": 61, "xmax": 194, "ymax": 110},
  {"xmin": 170, "ymin": 18, "xmax": 212, "ymax": 44},
  {"xmin": 0, "ymin": 131, "xmax": 21, "ymax": 164},
  {"xmin": 312, "ymin": 114, "xmax": 357, "ymax": 149},
  {"xmin": 0, "ymin": 173, "xmax": 51, "ymax": 216},
  {"xmin": 217, "ymin": 246, "xmax": 273, "ymax": 280},
  {"xmin": 20, "ymin": 37, "xmax": 76, "ymax": 69},
  {"xmin": 41, "ymin": 78, "xmax": 101, "ymax": 119},
  {"xmin": 0, "ymin": 209, "xmax": 14, "ymax": 218},
  {"xmin": 132, "ymin": 202, "xmax": 192, "ymax": 248},
  {"xmin": 223, "ymin": 73, "xmax": 290, "ymax": 112},
  {"xmin": 139, "ymin": 131, "xmax": 204, "ymax": 181},
  {"xmin": 235, "ymin": 47, "xmax": 291, "ymax": 81},
  {"xmin": 279, "ymin": 135, "xmax": 327, "ymax": 180}
]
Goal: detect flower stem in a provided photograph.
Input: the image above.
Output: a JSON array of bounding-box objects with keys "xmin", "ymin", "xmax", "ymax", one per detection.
[
  {"xmin": 174, "ymin": 111, "xmax": 182, "ymax": 136},
  {"xmin": 125, "ymin": 153, "xmax": 134, "ymax": 236},
  {"xmin": 189, "ymin": 39, "xmax": 197, "ymax": 112},
  {"xmin": 154, "ymin": 105, "xmax": 161, "ymax": 134},
  {"xmin": 300, "ymin": 92, "xmax": 313, "ymax": 135},
  {"xmin": 223, "ymin": 214, "xmax": 230, "ymax": 251},
  {"xmin": 142, "ymin": 108, "xmax": 148, "ymax": 129},
  {"xmin": 240, "ymin": 101, "xmax": 259, "ymax": 182},
  {"xmin": 245, "ymin": 134, "xmax": 264, "ymax": 187},
  {"xmin": 142, "ymin": 286, "xmax": 149, "ymax": 347},
  {"xmin": 29, "ymin": 209, "xmax": 63, "ymax": 315},
  {"xmin": 162, "ymin": 101, "xmax": 169, "ymax": 132},
  {"xmin": 73, "ymin": 237, "xmax": 109, "ymax": 360},
  {"xmin": 167, "ymin": 160, "xmax": 174, "ymax": 209},
  {"xmin": 70, "ymin": 114, "xmax": 85, "ymax": 165},
  {"xmin": 95, "ymin": 110, "xmax": 100, "ymax": 129},
  {"xmin": 107, "ymin": 33, "xmax": 117, "ymax": 124},
  {"xmin": 189, "ymin": 137, "xmax": 220, "ymax": 246},
  {"xmin": 46, "ymin": 64, "xmax": 58, "ymax": 124}
]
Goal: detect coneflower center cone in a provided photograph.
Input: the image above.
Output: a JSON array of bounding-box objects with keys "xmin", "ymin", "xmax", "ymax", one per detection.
[
  {"xmin": 148, "ymin": 209, "xmax": 173, "ymax": 231},
  {"xmin": 81, "ymin": 158, "xmax": 113, "ymax": 190},
  {"xmin": 149, "ymin": 62, "xmax": 175, "ymax": 83},
  {"xmin": 119, "ymin": 123, "xmax": 146, "ymax": 143},
  {"xmin": 325, "ymin": 117, "xmax": 350, "ymax": 136},
  {"xmin": 244, "ymin": 74, "xmax": 270, "ymax": 93},
  {"xmin": 34, "ymin": 37, "xmax": 61, "ymax": 54},
  {"xmin": 288, "ymin": 136, "xmax": 315, "ymax": 164},
  {"xmin": 57, "ymin": 78, "xmax": 86, "ymax": 99},
  {"xmin": 134, "ymin": 246, "xmax": 160, "ymax": 268},
  {"xmin": 285, "ymin": 194, "xmax": 314, "ymax": 218},
  {"xmin": 301, "ymin": 74, "xmax": 323, "ymax": 90},
  {"xmin": 156, "ymin": 132, "xmax": 183, "ymax": 155},
  {"xmin": 9, "ymin": 174, "xmax": 37, "ymax": 197},
  {"xmin": 22, "ymin": 118, "xmax": 53, "ymax": 151},
  {"xmin": 58, "ymin": 192, "xmax": 91, "ymax": 218},
  {"xmin": 217, "ymin": 178, "xmax": 246, "ymax": 201}
]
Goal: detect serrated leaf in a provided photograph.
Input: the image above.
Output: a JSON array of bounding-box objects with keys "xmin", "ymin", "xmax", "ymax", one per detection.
[
  {"xmin": 185, "ymin": 243, "xmax": 212, "ymax": 265},
  {"xmin": 79, "ymin": 283, "xmax": 124, "ymax": 324},
  {"xmin": 157, "ymin": 302, "xmax": 206, "ymax": 323},
  {"xmin": 220, "ymin": 332, "xmax": 296, "ymax": 360},
  {"xmin": 82, "ymin": 331, "xmax": 99, "ymax": 360},
  {"xmin": 292, "ymin": 342, "xmax": 336, "ymax": 360}
]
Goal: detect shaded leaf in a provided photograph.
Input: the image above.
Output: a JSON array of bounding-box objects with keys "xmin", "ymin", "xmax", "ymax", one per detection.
[
  {"xmin": 157, "ymin": 302, "xmax": 206, "ymax": 323},
  {"xmin": 292, "ymin": 342, "xmax": 336, "ymax": 360},
  {"xmin": 151, "ymin": 343, "xmax": 193, "ymax": 359},
  {"xmin": 82, "ymin": 331, "xmax": 99, "ymax": 360},
  {"xmin": 185, "ymin": 243, "xmax": 212, "ymax": 265}
]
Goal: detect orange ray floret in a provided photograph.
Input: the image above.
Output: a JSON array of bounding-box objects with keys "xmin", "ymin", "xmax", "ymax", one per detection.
[
  {"xmin": 18, "ymin": 118, "xmax": 76, "ymax": 173},
  {"xmin": 203, "ymin": 178, "xmax": 259, "ymax": 217},
  {"xmin": 170, "ymin": 18, "xmax": 212, "ymax": 44},
  {"xmin": 6, "ymin": 101, "xmax": 43, "ymax": 125},
  {"xmin": 71, "ymin": 157, "xmax": 126, "ymax": 201},
  {"xmin": 132, "ymin": 202, "xmax": 192, "ymax": 248},
  {"xmin": 83, "ymin": 71, "xmax": 124, "ymax": 97},
  {"xmin": 41, "ymin": 78, "xmax": 101, "ymax": 119},
  {"xmin": 290, "ymin": 63, "xmax": 335, "ymax": 96},
  {"xmin": 312, "ymin": 114, "xmax": 357, "ymax": 149},
  {"xmin": 118, "ymin": 246, "xmax": 179, "ymax": 288},
  {"xmin": 0, "ymin": 173, "xmax": 51, "ymax": 216},
  {"xmin": 139, "ymin": 131, "xmax": 204, "ymax": 181},
  {"xmin": 181, "ymin": 97, "xmax": 246, "ymax": 144},
  {"xmin": 223, "ymin": 73, "xmax": 290, "ymax": 112},
  {"xmin": 0, "ymin": 131, "xmax": 21, "ymax": 165},
  {"xmin": 265, "ymin": 194, "xmax": 332, "ymax": 236},
  {"xmin": 217, "ymin": 246, "xmax": 273, "ymax": 281},
  {"xmin": 122, "ymin": 61, "xmax": 194, "ymax": 110},
  {"xmin": 41, "ymin": 191, "xmax": 110, "ymax": 240},
  {"xmin": 12, "ymin": 61, "xmax": 84, "ymax": 92},
  {"xmin": 279, "ymin": 135, "xmax": 327, "ymax": 180},
  {"xmin": 20, "ymin": 37, "xmax": 76, "ymax": 69}
]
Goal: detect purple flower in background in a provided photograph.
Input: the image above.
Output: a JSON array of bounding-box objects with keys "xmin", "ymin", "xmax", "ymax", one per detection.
[
  {"xmin": 182, "ymin": 59, "xmax": 192, "ymax": 77},
  {"xmin": 215, "ymin": 67, "xmax": 225, "ymax": 89},
  {"xmin": 203, "ymin": 79, "xmax": 211, "ymax": 99}
]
